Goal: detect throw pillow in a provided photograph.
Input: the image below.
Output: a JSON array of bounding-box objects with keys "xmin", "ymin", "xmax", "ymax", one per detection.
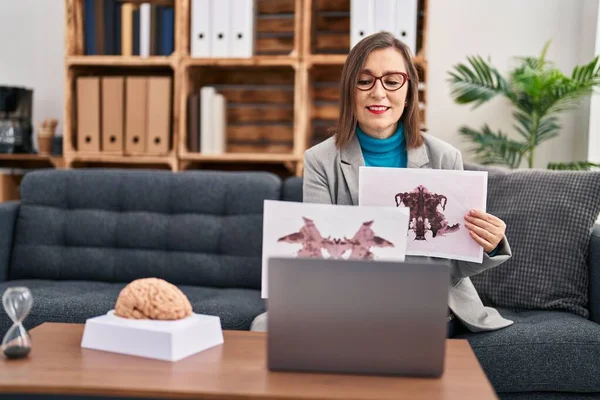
[{"xmin": 464, "ymin": 163, "xmax": 600, "ymax": 318}]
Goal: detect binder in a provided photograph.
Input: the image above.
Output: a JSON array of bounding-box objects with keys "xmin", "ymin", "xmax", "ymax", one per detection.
[
  {"xmin": 212, "ymin": 93, "xmax": 227, "ymax": 154},
  {"xmin": 121, "ymin": 3, "xmax": 135, "ymax": 56},
  {"xmin": 133, "ymin": 7, "xmax": 141, "ymax": 55},
  {"xmin": 211, "ymin": 0, "xmax": 231, "ymax": 57},
  {"xmin": 200, "ymin": 86, "xmax": 215, "ymax": 153},
  {"xmin": 103, "ymin": 0, "xmax": 118, "ymax": 55},
  {"xmin": 76, "ymin": 77, "xmax": 101, "ymax": 152},
  {"xmin": 146, "ymin": 77, "xmax": 172, "ymax": 155},
  {"xmin": 191, "ymin": 0, "xmax": 211, "ymax": 57},
  {"xmin": 125, "ymin": 77, "xmax": 147, "ymax": 154},
  {"xmin": 395, "ymin": 0, "xmax": 418, "ymax": 56},
  {"xmin": 350, "ymin": 0, "xmax": 374, "ymax": 49},
  {"xmin": 93, "ymin": 0, "xmax": 105, "ymax": 55},
  {"xmin": 84, "ymin": 0, "xmax": 96, "ymax": 54},
  {"xmin": 157, "ymin": 6, "xmax": 175, "ymax": 55},
  {"xmin": 187, "ymin": 92, "xmax": 200, "ymax": 152},
  {"xmin": 101, "ymin": 77, "xmax": 124, "ymax": 154},
  {"xmin": 374, "ymin": 0, "xmax": 395, "ymax": 34},
  {"xmin": 150, "ymin": 4, "xmax": 161, "ymax": 55},
  {"xmin": 231, "ymin": 0, "xmax": 255, "ymax": 58},
  {"xmin": 114, "ymin": 0, "xmax": 123, "ymax": 54},
  {"xmin": 139, "ymin": 3, "xmax": 151, "ymax": 57}
]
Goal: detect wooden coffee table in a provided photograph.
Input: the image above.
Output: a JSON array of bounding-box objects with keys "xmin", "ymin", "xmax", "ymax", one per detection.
[{"xmin": 0, "ymin": 323, "xmax": 497, "ymax": 399}]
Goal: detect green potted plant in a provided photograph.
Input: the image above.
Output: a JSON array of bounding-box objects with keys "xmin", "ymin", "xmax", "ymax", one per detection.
[{"xmin": 447, "ymin": 41, "xmax": 600, "ymax": 170}]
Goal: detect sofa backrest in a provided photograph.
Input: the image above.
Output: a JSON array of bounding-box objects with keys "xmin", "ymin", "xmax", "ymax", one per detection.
[
  {"xmin": 282, "ymin": 177, "xmax": 303, "ymax": 203},
  {"xmin": 9, "ymin": 169, "xmax": 281, "ymax": 290}
]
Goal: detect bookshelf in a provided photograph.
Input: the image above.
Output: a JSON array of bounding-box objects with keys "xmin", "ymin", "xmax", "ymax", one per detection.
[{"xmin": 56, "ymin": 0, "xmax": 429, "ymax": 177}]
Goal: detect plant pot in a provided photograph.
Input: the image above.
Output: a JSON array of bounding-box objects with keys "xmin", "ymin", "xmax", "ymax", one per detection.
[{"xmin": 37, "ymin": 134, "xmax": 53, "ymax": 155}]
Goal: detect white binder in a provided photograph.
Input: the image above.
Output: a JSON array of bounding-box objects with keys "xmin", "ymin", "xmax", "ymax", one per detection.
[
  {"xmin": 374, "ymin": 0, "xmax": 395, "ymax": 34},
  {"xmin": 212, "ymin": 93, "xmax": 227, "ymax": 154},
  {"xmin": 139, "ymin": 3, "xmax": 151, "ymax": 57},
  {"xmin": 395, "ymin": 0, "xmax": 418, "ymax": 56},
  {"xmin": 200, "ymin": 86, "xmax": 215, "ymax": 153},
  {"xmin": 191, "ymin": 0, "xmax": 211, "ymax": 57},
  {"xmin": 350, "ymin": 0, "xmax": 374, "ymax": 49},
  {"xmin": 211, "ymin": 0, "xmax": 231, "ymax": 57},
  {"xmin": 231, "ymin": 0, "xmax": 255, "ymax": 58}
]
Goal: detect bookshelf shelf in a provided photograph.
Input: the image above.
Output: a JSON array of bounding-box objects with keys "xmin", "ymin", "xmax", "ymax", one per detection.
[
  {"xmin": 183, "ymin": 56, "xmax": 299, "ymax": 68},
  {"xmin": 62, "ymin": 0, "xmax": 429, "ymax": 178},
  {"xmin": 119, "ymin": 0, "xmax": 174, "ymax": 6},
  {"xmin": 305, "ymin": 54, "xmax": 347, "ymax": 66},
  {"xmin": 0, "ymin": 154, "xmax": 64, "ymax": 169},
  {"xmin": 180, "ymin": 152, "xmax": 298, "ymax": 163},
  {"xmin": 0, "ymin": 154, "xmax": 52, "ymax": 162},
  {"xmin": 67, "ymin": 55, "xmax": 174, "ymax": 67}
]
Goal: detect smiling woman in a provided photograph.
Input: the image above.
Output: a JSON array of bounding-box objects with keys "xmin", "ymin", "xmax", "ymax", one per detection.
[
  {"xmin": 333, "ymin": 32, "xmax": 423, "ymax": 152},
  {"xmin": 254, "ymin": 31, "xmax": 514, "ymax": 338}
]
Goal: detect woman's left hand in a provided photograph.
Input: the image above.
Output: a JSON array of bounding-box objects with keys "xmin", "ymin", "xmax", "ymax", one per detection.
[{"xmin": 464, "ymin": 209, "xmax": 506, "ymax": 253}]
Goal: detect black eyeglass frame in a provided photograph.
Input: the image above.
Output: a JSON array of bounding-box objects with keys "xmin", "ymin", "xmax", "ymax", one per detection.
[{"xmin": 356, "ymin": 72, "xmax": 410, "ymax": 91}]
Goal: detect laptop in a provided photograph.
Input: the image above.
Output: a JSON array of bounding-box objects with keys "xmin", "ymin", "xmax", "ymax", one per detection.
[{"xmin": 266, "ymin": 256, "xmax": 451, "ymax": 377}]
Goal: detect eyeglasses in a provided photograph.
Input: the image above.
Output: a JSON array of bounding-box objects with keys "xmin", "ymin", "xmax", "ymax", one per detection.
[{"xmin": 356, "ymin": 72, "xmax": 409, "ymax": 91}]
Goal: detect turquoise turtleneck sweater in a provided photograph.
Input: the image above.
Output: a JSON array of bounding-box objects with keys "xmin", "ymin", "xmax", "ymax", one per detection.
[{"xmin": 356, "ymin": 122, "xmax": 407, "ymax": 168}]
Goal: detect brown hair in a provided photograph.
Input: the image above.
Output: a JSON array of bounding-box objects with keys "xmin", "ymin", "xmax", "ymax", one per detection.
[{"xmin": 333, "ymin": 31, "xmax": 423, "ymax": 150}]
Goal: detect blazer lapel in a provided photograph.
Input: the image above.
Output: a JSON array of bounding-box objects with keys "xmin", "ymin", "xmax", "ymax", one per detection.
[
  {"xmin": 339, "ymin": 134, "xmax": 431, "ymax": 204},
  {"xmin": 340, "ymin": 135, "xmax": 364, "ymax": 205},
  {"xmin": 407, "ymin": 142, "xmax": 430, "ymax": 168}
]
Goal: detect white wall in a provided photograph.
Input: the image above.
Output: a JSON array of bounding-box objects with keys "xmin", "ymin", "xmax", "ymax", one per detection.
[
  {"xmin": 427, "ymin": 0, "xmax": 598, "ymax": 168},
  {"xmin": 588, "ymin": 1, "xmax": 600, "ymax": 163},
  {"xmin": 0, "ymin": 1, "xmax": 65, "ymax": 141},
  {"xmin": 573, "ymin": 0, "xmax": 599, "ymax": 164}
]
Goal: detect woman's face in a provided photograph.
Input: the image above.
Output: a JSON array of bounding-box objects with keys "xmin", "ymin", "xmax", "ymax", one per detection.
[{"xmin": 354, "ymin": 47, "xmax": 409, "ymax": 139}]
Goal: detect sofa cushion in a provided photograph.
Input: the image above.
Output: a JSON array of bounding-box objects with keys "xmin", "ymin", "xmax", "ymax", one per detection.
[
  {"xmin": 464, "ymin": 164, "xmax": 600, "ymax": 318},
  {"xmin": 0, "ymin": 280, "xmax": 265, "ymax": 336},
  {"xmin": 457, "ymin": 309, "xmax": 600, "ymax": 393},
  {"xmin": 282, "ymin": 177, "xmax": 303, "ymax": 202},
  {"xmin": 10, "ymin": 169, "xmax": 282, "ymax": 290}
]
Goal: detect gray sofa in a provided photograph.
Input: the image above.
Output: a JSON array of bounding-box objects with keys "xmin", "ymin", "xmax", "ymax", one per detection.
[{"xmin": 1, "ymin": 168, "xmax": 600, "ymax": 400}]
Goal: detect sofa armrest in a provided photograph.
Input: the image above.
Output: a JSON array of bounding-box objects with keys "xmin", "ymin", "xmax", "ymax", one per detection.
[
  {"xmin": 0, "ymin": 201, "xmax": 20, "ymax": 282},
  {"xmin": 589, "ymin": 223, "xmax": 600, "ymax": 323}
]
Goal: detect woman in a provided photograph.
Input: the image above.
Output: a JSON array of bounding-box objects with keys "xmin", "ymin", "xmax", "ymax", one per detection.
[{"xmin": 251, "ymin": 32, "xmax": 513, "ymax": 336}]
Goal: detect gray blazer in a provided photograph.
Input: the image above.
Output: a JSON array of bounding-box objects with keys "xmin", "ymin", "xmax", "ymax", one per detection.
[{"xmin": 301, "ymin": 133, "xmax": 514, "ymax": 332}]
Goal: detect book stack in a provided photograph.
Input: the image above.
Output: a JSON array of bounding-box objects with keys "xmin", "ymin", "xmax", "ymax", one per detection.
[
  {"xmin": 76, "ymin": 75, "xmax": 172, "ymax": 155},
  {"xmin": 187, "ymin": 87, "xmax": 227, "ymax": 154},
  {"xmin": 83, "ymin": 0, "xmax": 175, "ymax": 56}
]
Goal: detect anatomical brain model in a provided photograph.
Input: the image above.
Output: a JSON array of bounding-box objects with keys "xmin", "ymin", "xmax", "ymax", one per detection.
[
  {"xmin": 277, "ymin": 217, "xmax": 394, "ymax": 260},
  {"xmin": 395, "ymin": 185, "xmax": 460, "ymax": 241},
  {"xmin": 114, "ymin": 278, "xmax": 193, "ymax": 320}
]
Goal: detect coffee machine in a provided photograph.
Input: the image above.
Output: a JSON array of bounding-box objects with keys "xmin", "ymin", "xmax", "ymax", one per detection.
[{"xmin": 0, "ymin": 86, "xmax": 34, "ymax": 153}]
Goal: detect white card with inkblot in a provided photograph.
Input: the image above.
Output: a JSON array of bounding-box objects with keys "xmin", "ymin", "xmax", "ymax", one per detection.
[
  {"xmin": 358, "ymin": 166, "xmax": 488, "ymax": 264},
  {"xmin": 261, "ymin": 200, "xmax": 409, "ymax": 298}
]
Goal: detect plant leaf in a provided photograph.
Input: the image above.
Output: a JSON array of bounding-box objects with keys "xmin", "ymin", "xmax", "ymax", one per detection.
[
  {"xmin": 534, "ymin": 115, "xmax": 561, "ymax": 145},
  {"xmin": 513, "ymin": 40, "xmax": 553, "ymax": 72},
  {"xmin": 447, "ymin": 56, "xmax": 512, "ymax": 108},
  {"xmin": 459, "ymin": 125, "xmax": 528, "ymax": 168},
  {"xmin": 541, "ymin": 56, "xmax": 600, "ymax": 115},
  {"xmin": 512, "ymin": 110, "xmax": 533, "ymax": 140}
]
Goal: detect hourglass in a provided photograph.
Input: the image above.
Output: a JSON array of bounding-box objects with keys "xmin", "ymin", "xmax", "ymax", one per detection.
[{"xmin": 2, "ymin": 287, "xmax": 33, "ymax": 359}]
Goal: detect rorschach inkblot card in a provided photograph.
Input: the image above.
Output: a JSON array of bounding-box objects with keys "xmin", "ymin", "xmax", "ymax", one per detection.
[
  {"xmin": 358, "ymin": 166, "xmax": 488, "ymax": 264},
  {"xmin": 261, "ymin": 199, "xmax": 409, "ymax": 298}
]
